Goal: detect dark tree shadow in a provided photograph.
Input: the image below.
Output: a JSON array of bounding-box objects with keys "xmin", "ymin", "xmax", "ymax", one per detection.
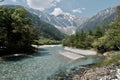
[
  {"xmin": 0, "ymin": 48, "xmax": 51, "ymax": 62},
  {"xmin": 1, "ymin": 54, "xmax": 31, "ymax": 62}
]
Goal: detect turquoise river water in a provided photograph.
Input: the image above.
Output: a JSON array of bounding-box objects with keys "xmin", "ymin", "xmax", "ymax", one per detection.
[{"xmin": 0, "ymin": 45, "xmax": 100, "ymax": 80}]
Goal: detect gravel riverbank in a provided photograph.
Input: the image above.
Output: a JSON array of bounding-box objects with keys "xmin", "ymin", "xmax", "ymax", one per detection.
[
  {"xmin": 54, "ymin": 51, "xmax": 120, "ymax": 80},
  {"xmin": 79, "ymin": 61, "xmax": 120, "ymax": 80},
  {"xmin": 59, "ymin": 47, "xmax": 97, "ymax": 60},
  {"xmin": 64, "ymin": 47, "xmax": 97, "ymax": 56},
  {"xmin": 73, "ymin": 51, "xmax": 120, "ymax": 80}
]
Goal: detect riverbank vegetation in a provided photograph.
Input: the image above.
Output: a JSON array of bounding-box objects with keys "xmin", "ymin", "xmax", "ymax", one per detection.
[
  {"xmin": 80, "ymin": 52, "xmax": 120, "ymax": 80},
  {"xmin": 0, "ymin": 6, "xmax": 65, "ymax": 56},
  {"xmin": 62, "ymin": 6, "xmax": 120, "ymax": 53},
  {"xmin": 34, "ymin": 38, "xmax": 60, "ymax": 45},
  {"xmin": 0, "ymin": 6, "xmax": 39, "ymax": 55},
  {"xmin": 95, "ymin": 51, "xmax": 120, "ymax": 67}
]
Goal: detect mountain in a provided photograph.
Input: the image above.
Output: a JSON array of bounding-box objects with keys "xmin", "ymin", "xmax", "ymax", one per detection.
[
  {"xmin": 27, "ymin": 13, "xmax": 66, "ymax": 40},
  {"xmin": 26, "ymin": 8, "xmax": 88, "ymax": 35},
  {"xmin": 77, "ymin": 7, "xmax": 118, "ymax": 32},
  {"xmin": 1, "ymin": 5, "xmax": 65, "ymax": 40}
]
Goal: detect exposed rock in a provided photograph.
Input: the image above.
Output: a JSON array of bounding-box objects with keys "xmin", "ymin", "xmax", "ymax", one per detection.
[{"xmin": 79, "ymin": 61, "xmax": 120, "ymax": 80}]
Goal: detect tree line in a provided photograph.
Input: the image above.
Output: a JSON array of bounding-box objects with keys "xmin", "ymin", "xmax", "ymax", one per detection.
[{"xmin": 62, "ymin": 6, "xmax": 120, "ymax": 53}]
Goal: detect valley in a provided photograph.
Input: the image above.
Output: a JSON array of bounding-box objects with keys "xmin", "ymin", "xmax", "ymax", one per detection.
[{"xmin": 0, "ymin": 1, "xmax": 120, "ymax": 80}]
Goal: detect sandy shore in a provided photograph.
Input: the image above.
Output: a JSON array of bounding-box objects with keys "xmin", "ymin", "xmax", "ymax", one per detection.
[
  {"xmin": 32, "ymin": 45, "xmax": 96, "ymax": 60},
  {"xmin": 64, "ymin": 47, "xmax": 97, "ymax": 56},
  {"xmin": 32, "ymin": 45, "xmax": 62, "ymax": 48},
  {"xmin": 59, "ymin": 51, "xmax": 84, "ymax": 60}
]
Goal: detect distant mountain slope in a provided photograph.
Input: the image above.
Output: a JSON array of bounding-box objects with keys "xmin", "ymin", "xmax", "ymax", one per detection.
[
  {"xmin": 77, "ymin": 7, "xmax": 118, "ymax": 32},
  {"xmin": 1, "ymin": 5, "xmax": 65, "ymax": 40},
  {"xmin": 27, "ymin": 13, "xmax": 66, "ymax": 40},
  {"xmin": 26, "ymin": 8, "xmax": 88, "ymax": 35}
]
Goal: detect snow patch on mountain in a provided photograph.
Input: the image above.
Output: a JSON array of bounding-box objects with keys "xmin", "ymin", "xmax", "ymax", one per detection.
[
  {"xmin": 26, "ymin": 7, "xmax": 88, "ymax": 35},
  {"xmin": 55, "ymin": 25, "xmax": 76, "ymax": 35}
]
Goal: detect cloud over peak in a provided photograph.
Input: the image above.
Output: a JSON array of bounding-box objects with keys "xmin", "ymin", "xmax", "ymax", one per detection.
[
  {"xmin": 51, "ymin": 8, "xmax": 63, "ymax": 16},
  {"xmin": 72, "ymin": 8, "xmax": 86, "ymax": 14},
  {"xmin": 26, "ymin": 0, "xmax": 61, "ymax": 11}
]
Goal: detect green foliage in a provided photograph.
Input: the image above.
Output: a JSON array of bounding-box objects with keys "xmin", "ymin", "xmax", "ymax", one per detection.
[
  {"xmin": 0, "ymin": 6, "xmax": 38, "ymax": 54},
  {"xmin": 62, "ymin": 31, "xmax": 89, "ymax": 49},
  {"xmin": 92, "ymin": 36, "xmax": 108, "ymax": 53},
  {"xmin": 34, "ymin": 38, "xmax": 60, "ymax": 45},
  {"xmin": 94, "ymin": 52, "xmax": 120, "ymax": 67},
  {"xmin": 94, "ymin": 27, "xmax": 103, "ymax": 38},
  {"xmin": 0, "ymin": 5, "xmax": 65, "ymax": 56},
  {"xmin": 92, "ymin": 6, "xmax": 120, "ymax": 53},
  {"xmin": 103, "ymin": 55, "xmax": 120, "ymax": 66},
  {"xmin": 63, "ymin": 5, "xmax": 120, "ymax": 53},
  {"xmin": 117, "ymin": 6, "xmax": 120, "ymax": 16}
]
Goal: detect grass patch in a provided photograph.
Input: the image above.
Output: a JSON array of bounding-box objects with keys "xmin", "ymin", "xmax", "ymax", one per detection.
[
  {"xmin": 94, "ymin": 52, "xmax": 120, "ymax": 67},
  {"xmin": 102, "ymin": 54, "xmax": 120, "ymax": 66}
]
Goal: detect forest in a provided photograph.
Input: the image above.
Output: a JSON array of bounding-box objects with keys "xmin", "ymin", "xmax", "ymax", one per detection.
[
  {"xmin": 0, "ymin": 6, "xmax": 65, "ymax": 56},
  {"xmin": 0, "ymin": 6, "xmax": 38, "ymax": 55},
  {"xmin": 62, "ymin": 6, "xmax": 120, "ymax": 53}
]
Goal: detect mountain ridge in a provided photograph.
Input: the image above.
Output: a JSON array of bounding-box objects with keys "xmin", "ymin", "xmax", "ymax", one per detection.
[
  {"xmin": 77, "ymin": 7, "xmax": 118, "ymax": 32},
  {"xmin": 26, "ymin": 8, "xmax": 88, "ymax": 35}
]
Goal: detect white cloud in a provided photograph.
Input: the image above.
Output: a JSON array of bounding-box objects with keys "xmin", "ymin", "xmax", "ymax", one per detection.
[
  {"xmin": 26, "ymin": 0, "xmax": 61, "ymax": 11},
  {"xmin": 51, "ymin": 7, "xmax": 75, "ymax": 17},
  {"xmin": 72, "ymin": 8, "xmax": 86, "ymax": 14},
  {"xmin": 51, "ymin": 8, "xmax": 63, "ymax": 16},
  {"xmin": 82, "ymin": 8, "xmax": 86, "ymax": 10}
]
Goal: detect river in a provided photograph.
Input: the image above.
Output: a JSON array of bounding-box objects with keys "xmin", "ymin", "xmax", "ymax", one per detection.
[{"xmin": 0, "ymin": 45, "xmax": 100, "ymax": 80}]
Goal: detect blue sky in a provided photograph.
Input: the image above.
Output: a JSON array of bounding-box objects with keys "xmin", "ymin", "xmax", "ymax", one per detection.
[{"xmin": 0, "ymin": 0, "xmax": 120, "ymax": 17}]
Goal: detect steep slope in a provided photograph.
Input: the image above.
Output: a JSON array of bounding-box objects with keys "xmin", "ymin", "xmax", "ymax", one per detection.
[
  {"xmin": 2, "ymin": 5, "xmax": 65, "ymax": 40},
  {"xmin": 27, "ymin": 13, "xmax": 66, "ymax": 40},
  {"xmin": 26, "ymin": 8, "xmax": 88, "ymax": 35},
  {"xmin": 77, "ymin": 7, "xmax": 118, "ymax": 32}
]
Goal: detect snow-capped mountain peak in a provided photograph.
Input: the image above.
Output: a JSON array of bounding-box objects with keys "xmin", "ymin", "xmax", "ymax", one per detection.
[
  {"xmin": 27, "ymin": 7, "xmax": 88, "ymax": 35},
  {"xmin": 77, "ymin": 7, "xmax": 117, "ymax": 32}
]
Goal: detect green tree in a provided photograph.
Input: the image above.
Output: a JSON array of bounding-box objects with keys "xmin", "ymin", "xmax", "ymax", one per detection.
[
  {"xmin": 0, "ymin": 6, "xmax": 38, "ymax": 53},
  {"xmin": 117, "ymin": 6, "xmax": 120, "ymax": 16},
  {"xmin": 94, "ymin": 27, "xmax": 103, "ymax": 38}
]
